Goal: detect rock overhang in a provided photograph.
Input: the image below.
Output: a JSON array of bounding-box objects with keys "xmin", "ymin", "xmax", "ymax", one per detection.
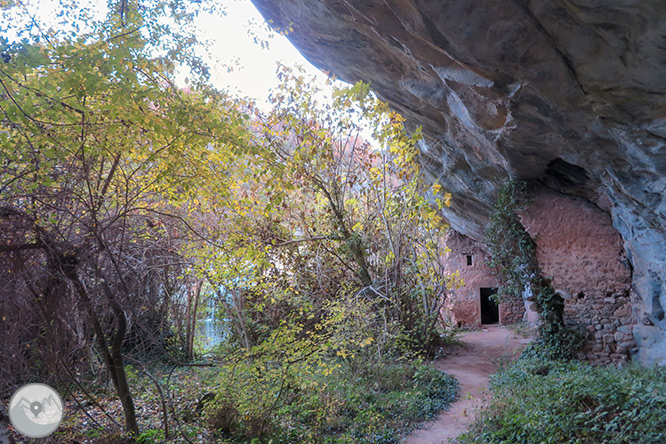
[{"xmin": 250, "ymin": 0, "xmax": 666, "ymax": 364}]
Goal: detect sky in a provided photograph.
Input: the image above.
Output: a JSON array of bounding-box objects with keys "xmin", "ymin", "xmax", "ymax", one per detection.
[
  {"xmin": 191, "ymin": 0, "xmax": 334, "ymax": 106},
  {"xmin": 4, "ymin": 0, "xmax": 377, "ymax": 142}
]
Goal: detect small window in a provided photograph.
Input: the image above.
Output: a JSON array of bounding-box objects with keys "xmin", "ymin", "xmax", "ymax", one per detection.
[{"xmin": 466, "ymin": 255, "xmax": 473, "ymax": 266}]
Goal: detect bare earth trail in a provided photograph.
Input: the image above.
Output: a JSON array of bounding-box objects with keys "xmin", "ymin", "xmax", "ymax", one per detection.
[{"xmin": 405, "ymin": 325, "xmax": 530, "ymax": 444}]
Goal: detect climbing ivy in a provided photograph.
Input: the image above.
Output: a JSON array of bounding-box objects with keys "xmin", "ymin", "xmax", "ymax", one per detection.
[
  {"xmin": 485, "ymin": 182, "xmax": 582, "ymax": 360},
  {"xmin": 485, "ymin": 181, "xmax": 538, "ymax": 300}
]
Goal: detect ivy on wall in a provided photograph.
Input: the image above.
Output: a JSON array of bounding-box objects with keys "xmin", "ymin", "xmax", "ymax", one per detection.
[{"xmin": 485, "ymin": 182, "xmax": 582, "ymax": 360}]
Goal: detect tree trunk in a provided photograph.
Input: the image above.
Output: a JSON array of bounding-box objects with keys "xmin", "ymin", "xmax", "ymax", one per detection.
[
  {"xmin": 317, "ymin": 182, "xmax": 373, "ymax": 287},
  {"xmin": 68, "ymin": 269, "xmax": 139, "ymax": 436},
  {"xmin": 109, "ymin": 301, "xmax": 139, "ymax": 436},
  {"xmin": 188, "ymin": 281, "xmax": 201, "ymax": 358}
]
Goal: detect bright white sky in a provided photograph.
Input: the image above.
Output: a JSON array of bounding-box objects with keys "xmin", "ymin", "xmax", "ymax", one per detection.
[{"xmin": 192, "ymin": 0, "xmax": 333, "ymax": 106}]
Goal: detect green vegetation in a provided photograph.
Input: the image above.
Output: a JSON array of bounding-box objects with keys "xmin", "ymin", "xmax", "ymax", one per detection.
[
  {"xmin": 459, "ymin": 357, "xmax": 666, "ymax": 444},
  {"xmin": 55, "ymin": 358, "xmax": 457, "ymax": 444},
  {"xmin": 203, "ymin": 359, "xmax": 457, "ymax": 443},
  {"xmin": 485, "ymin": 182, "xmax": 582, "ymax": 360},
  {"xmin": 0, "ymin": 1, "xmax": 458, "ymax": 441},
  {"xmin": 485, "ymin": 182, "xmax": 537, "ymax": 302}
]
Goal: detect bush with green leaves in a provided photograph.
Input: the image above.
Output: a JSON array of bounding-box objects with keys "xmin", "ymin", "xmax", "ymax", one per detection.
[
  {"xmin": 459, "ymin": 357, "xmax": 666, "ymax": 444},
  {"xmin": 204, "ymin": 356, "xmax": 457, "ymax": 444},
  {"xmin": 201, "ymin": 308, "xmax": 458, "ymax": 444}
]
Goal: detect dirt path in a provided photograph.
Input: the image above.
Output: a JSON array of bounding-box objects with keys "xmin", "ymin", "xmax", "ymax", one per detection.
[{"xmin": 405, "ymin": 325, "xmax": 530, "ymax": 444}]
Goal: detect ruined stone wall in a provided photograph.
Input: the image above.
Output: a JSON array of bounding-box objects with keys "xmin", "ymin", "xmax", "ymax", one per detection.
[
  {"xmin": 520, "ymin": 186, "xmax": 634, "ymax": 364},
  {"xmin": 444, "ymin": 231, "xmax": 525, "ymax": 327}
]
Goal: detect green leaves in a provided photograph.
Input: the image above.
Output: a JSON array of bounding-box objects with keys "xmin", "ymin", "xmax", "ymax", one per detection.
[
  {"xmin": 461, "ymin": 358, "xmax": 666, "ymax": 444},
  {"xmin": 484, "ymin": 181, "xmax": 538, "ymax": 300},
  {"xmin": 485, "ymin": 182, "xmax": 582, "ymax": 359}
]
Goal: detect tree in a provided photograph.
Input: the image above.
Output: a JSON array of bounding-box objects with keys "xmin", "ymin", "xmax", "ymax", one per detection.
[
  {"xmin": 261, "ymin": 71, "xmax": 455, "ymax": 354},
  {"xmin": 0, "ymin": 3, "xmax": 252, "ymax": 434},
  {"xmin": 182, "ymin": 66, "xmax": 457, "ymax": 356},
  {"xmin": 1, "ymin": 4, "xmax": 459, "ymax": 439}
]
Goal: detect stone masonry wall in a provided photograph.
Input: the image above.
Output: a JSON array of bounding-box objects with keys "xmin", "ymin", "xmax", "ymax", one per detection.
[
  {"xmin": 444, "ymin": 230, "xmax": 526, "ymax": 327},
  {"xmin": 520, "ymin": 186, "xmax": 634, "ymax": 364},
  {"xmin": 499, "ymin": 295, "xmax": 527, "ymax": 325}
]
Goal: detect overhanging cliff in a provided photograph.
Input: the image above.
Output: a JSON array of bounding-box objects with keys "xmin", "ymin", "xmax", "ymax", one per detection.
[{"xmin": 250, "ymin": 0, "xmax": 666, "ymax": 364}]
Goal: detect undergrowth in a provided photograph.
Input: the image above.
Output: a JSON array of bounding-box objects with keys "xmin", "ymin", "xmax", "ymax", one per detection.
[
  {"xmin": 458, "ymin": 357, "xmax": 666, "ymax": 444},
  {"xmin": 53, "ymin": 358, "xmax": 457, "ymax": 444},
  {"xmin": 203, "ymin": 358, "xmax": 458, "ymax": 444}
]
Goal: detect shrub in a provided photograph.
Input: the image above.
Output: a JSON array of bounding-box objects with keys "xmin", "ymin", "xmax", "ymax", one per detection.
[
  {"xmin": 204, "ymin": 357, "xmax": 458, "ymax": 443},
  {"xmin": 520, "ymin": 323, "xmax": 584, "ymax": 361},
  {"xmin": 459, "ymin": 358, "xmax": 666, "ymax": 444}
]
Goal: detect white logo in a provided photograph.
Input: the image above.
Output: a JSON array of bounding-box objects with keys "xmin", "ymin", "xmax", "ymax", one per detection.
[{"xmin": 8, "ymin": 383, "xmax": 64, "ymax": 438}]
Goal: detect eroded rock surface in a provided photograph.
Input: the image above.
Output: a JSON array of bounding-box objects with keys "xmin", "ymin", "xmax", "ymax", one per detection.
[{"xmin": 250, "ymin": 0, "xmax": 666, "ymax": 364}]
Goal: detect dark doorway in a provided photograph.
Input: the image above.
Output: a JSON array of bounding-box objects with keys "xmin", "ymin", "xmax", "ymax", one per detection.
[{"xmin": 480, "ymin": 287, "xmax": 499, "ymax": 324}]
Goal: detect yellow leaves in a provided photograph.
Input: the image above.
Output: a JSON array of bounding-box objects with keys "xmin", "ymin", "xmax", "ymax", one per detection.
[
  {"xmin": 320, "ymin": 362, "xmax": 341, "ymax": 377},
  {"xmin": 442, "ymin": 192, "xmax": 452, "ymax": 207},
  {"xmin": 359, "ymin": 337, "xmax": 374, "ymax": 348},
  {"xmin": 384, "ymin": 250, "xmax": 395, "ymax": 266},
  {"xmin": 276, "ymin": 21, "xmax": 295, "ymax": 36},
  {"xmin": 431, "ymin": 181, "xmax": 452, "ymax": 210}
]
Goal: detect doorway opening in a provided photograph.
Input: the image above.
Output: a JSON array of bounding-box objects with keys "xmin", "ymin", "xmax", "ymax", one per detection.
[{"xmin": 480, "ymin": 287, "xmax": 499, "ymax": 324}]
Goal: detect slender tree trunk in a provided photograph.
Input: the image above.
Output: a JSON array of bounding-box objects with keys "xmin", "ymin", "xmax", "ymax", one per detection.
[
  {"xmin": 109, "ymin": 300, "xmax": 139, "ymax": 436},
  {"xmin": 68, "ymin": 269, "xmax": 139, "ymax": 435},
  {"xmin": 188, "ymin": 281, "xmax": 201, "ymax": 357},
  {"xmin": 231, "ymin": 288, "xmax": 252, "ymax": 351},
  {"xmin": 317, "ymin": 182, "xmax": 372, "ymax": 286},
  {"xmin": 185, "ymin": 283, "xmax": 193, "ymax": 359}
]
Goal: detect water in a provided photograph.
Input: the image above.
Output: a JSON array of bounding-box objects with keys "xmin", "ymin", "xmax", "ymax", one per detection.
[
  {"xmin": 196, "ymin": 318, "xmax": 226, "ymax": 351},
  {"xmin": 195, "ymin": 299, "xmax": 227, "ymax": 352}
]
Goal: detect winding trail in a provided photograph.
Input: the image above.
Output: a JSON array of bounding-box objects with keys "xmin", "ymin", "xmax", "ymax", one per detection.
[{"xmin": 405, "ymin": 325, "xmax": 530, "ymax": 444}]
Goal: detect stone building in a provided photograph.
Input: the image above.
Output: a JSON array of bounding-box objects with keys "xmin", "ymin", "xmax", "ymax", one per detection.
[
  {"xmin": 443, "ymin": 230, "xmax": 526, "ymax": 328},
  {"xmin": 520, "ymin": 187, "xmax": 635, "ymax": 364},
  {"xmin": 443, "ymin": 186, "xmax": 636, "ymax": 364}
]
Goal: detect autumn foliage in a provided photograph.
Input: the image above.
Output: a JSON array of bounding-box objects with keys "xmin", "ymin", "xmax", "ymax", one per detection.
[{"xmin": 0, "ymin": 2, "xmax": 457, "ymax": 441}]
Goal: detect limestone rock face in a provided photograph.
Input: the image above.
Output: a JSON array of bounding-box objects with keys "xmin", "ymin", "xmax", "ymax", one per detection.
[{"xmin": 250, "ymin": 0, "xmax": 666, "ymax": 364}]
